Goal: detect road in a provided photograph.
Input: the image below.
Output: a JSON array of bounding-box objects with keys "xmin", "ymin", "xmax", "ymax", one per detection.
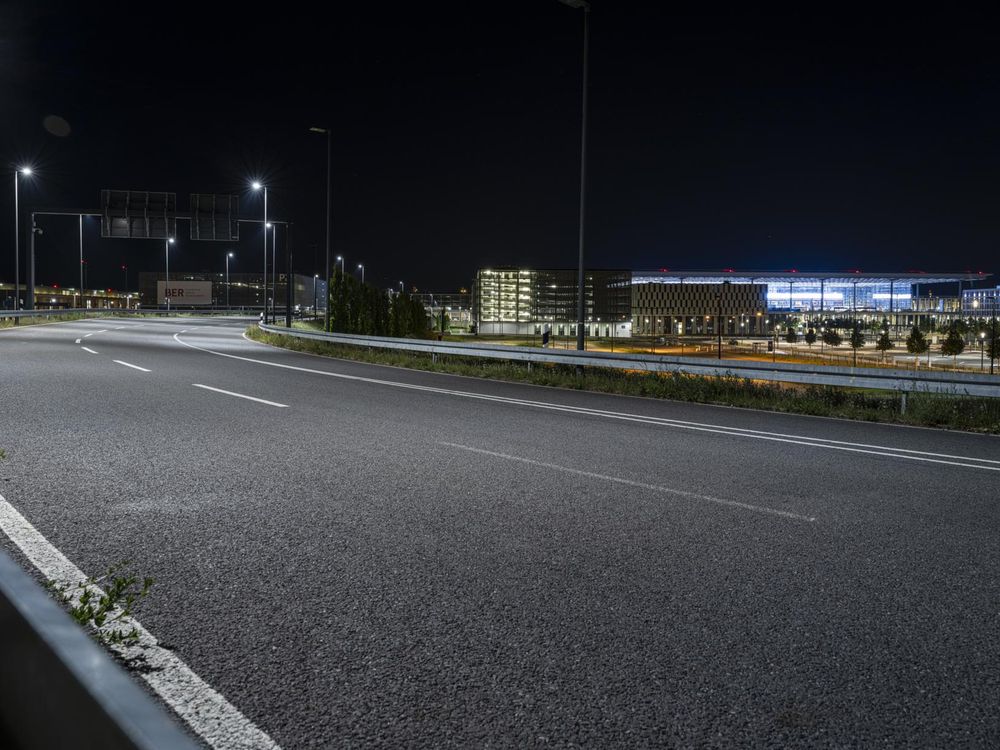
[{"xmin": 1, "ymin": 317, "xmax": 998, "ymax": 748}]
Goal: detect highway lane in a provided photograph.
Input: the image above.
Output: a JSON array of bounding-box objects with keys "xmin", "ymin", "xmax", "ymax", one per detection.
[{"xmin": 1, "ymin": 317, "xmax": 999, "ymax": 747}]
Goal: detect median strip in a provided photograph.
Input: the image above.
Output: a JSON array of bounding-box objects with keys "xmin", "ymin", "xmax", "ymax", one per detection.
[{"xmin": 191, "ymin": 383, "xmax": 289, "ymax": 408}]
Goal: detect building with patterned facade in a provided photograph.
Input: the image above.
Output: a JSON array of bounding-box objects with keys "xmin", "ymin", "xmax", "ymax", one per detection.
[
  {"xmin": 472, "ymin": 268, "xmax": 992, "ymax": 339},
  {"xmin": 473, "ymin": 268, "xmax": 631, "ymax": 337}
]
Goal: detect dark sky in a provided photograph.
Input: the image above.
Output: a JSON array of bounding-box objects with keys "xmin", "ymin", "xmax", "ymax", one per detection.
[{"xmin": 3, "ymin": 3, "xmax": 999, "ymax": 293}]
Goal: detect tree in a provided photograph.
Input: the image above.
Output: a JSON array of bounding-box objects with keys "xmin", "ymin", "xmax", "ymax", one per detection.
[
  {"xmin": 804, "ymin": 328, "xmax": 817, "ymax": 347},
  {"xmin": 905, "ymin": 326, "xmax": 928, "ymax": 355},
  {"xmin": 784, "ymin": 327, "xmax": 798, "ymax": 344},
  {"xmin": 940, "ymin": 326, "xmax": 965, "ymax": 365},
  {"xmin": 875, "ymin": 330, "xmax": 892, "ymax": 361},
  {"xmin": 848, "ymin": 325, "xmax": 865, "ymax": 350},
  {"xmin": 822, "ymin": 329, "xmax": 842, "ymax": 347}
]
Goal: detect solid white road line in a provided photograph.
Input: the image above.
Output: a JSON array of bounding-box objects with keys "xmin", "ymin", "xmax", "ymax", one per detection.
[
  {"xmin": 0, "ymin": 493, "xmax": 281, "ymax": 750},
  {"xmin": 191, "ymin": 384, "xmax": 289, "ymax": 408},
  {"xmin": 113, "ymin": 360, "xmax": 151, "ymax": 372},
  {"xmin": 441, "ymin": 442, "xmax": 816, "ymax": 522},
  {"xmin": 175, "ymin": 333, "xmax": 1000, "ymax": 473},
  {"xmin": 81, "ymin": 347, "xmax": 98, "ymax": 354}
]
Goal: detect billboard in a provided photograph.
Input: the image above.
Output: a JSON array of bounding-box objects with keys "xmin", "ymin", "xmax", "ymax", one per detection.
[
  {"xmin": 190, "ymin": 193, "xmax": 239, "ymax": 241},
  {"xmin": 101, "ymin": 190, "xmax": 177, "ymax": 239},
  {"xmin": 156, "ymin": 280, "xmax": 213, "ymax": 306}
]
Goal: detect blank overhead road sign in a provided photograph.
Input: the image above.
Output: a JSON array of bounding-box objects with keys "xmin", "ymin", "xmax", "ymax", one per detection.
[
  {"xmin": 101, "ymin": 190, "xmax": 177, "ymax": 239},
  {"xmin": 190, "ymin": 194, "xmax": 240, "ymax": 241}
]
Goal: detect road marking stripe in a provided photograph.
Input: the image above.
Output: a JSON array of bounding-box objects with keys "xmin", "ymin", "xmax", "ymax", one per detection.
[
  {"xmin": 0, "ymin": 493, "xmax": 281, "ymax": 750},
  {"xmin": 95, "ymin": 329, "xmax": 107, "ymax": 333},
  {"xmin": 113, "ymin": 360, "xmax": 151, "ymax": 372},
  {"xmin": 191, "ymin": 384, "xmax": 288, "ymax": 408},
  {"xmin": 440, "ymin": 442, "xmax": 816, "ymax": 522},
  {"xmin": 75, "ymin": 338, "xmax": 81, "ymax": 344},
  {"xmin": 175, "ymin": 333, "xmax": 1000, "ymax": 472},
  {"xmin": 83, "ymin": 333, "xmax": 93, "ymax": 337},
  {"xmin": 81, "ymin": 347, "xmax": 98, "ymax": 354}
]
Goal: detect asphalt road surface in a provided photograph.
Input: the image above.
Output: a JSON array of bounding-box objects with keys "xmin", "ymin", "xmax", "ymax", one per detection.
[{"xmin": 1, "ymin": 317, "xmax": 998, "ymax": 748}]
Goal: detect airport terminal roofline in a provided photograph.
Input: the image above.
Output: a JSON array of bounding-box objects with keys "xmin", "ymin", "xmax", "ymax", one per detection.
[{"xmin": 633, "ymin": 270, "xmax": 991, "ymax": 285}]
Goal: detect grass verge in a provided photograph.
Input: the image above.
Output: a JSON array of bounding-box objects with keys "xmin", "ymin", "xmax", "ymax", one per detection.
[{"xmin": 247, "ymin": 326, "xmax": 1000, "ymax": 434}]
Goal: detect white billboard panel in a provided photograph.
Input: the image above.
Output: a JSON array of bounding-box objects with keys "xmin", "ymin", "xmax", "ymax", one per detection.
[{"xmin": 156, "ymin": 280, "xmax": 213, "ymax": 306}]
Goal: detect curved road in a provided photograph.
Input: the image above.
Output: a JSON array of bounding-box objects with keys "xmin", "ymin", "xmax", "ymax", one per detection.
[{"xmin": 1, "ymin": 317, "xmax": 998, "ymax": 747}]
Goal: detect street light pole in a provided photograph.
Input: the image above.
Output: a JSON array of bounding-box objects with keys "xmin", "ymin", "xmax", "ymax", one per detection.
[
  {"xmin": 252, "ymin": 182, "xmax": 267, "ymax": 321},
  {"xmin": 78, "ymin": 215, "xmax": 85, "ymax": 308},
  {"xmin": 358, "ymin": 263, "xmax": 365, "ymax": 285},
  {"xmin": 226, "ymin": 252, "xmax": 234, "ymax": 309},
  {"xmin": 164, "ymin": 238, "xmax": 174, "ymax": 310},
  {"xmin": 558, "ymin": 0, "xmax": 591, "ymax": 351},
  {"xmin": 309, "ymin": 126, "xmax": 333, "ymax": 332},
  {"xmin": 13, "ymin": 167, "xmax": 32, "ymax": 310}
]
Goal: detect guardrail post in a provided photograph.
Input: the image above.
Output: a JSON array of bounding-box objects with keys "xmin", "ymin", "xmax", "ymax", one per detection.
[{"xmin": 900, "ymin": 391, "xmax": 908, "ymax": 415}]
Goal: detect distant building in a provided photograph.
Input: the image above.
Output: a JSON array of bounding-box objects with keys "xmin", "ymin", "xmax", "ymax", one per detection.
[
  {"xmin": 962, "ymin": 286, "xmax": 1000, "ymax": 315},
  {"xmin": 1, "ymin": 282, "xmax": 133, "ymax": 310},
  {"xmin": 413, "ymin": 293, "xmax": 473, "ymax": 332},
  {"xmin": 137, "ymin": 272, "xmax": 326, "ymax": 310},
  {"xmin": 473, "ymin": 268, "xmax": 631, "ymax": 337},
  {"xmin": 472, "ymin": 268, "xmax": 991, "ymax": 338}
]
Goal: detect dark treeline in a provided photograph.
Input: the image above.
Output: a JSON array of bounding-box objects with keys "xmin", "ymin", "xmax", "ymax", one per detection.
[{"xmin": 327, "ymin": 271, "xmax": 429, "ymax": 337}]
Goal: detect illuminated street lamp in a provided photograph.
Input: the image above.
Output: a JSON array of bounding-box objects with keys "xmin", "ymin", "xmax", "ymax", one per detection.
[
  {"xmin": 357, "ymin": 263, "xmax": 365, "ymax": 285},
  {"xmin": 252, "ymin": 181, "xmax": 267, "ymax": 321},
  {"xmin": 12, "ymin": 166, "xmax": 33, "ymax": 310},
  {"xmin": 336, "ymin": 255, "xmax": 344, "ymax": 274},
  {"xmin": 226, "ymin": 251, "xmax": 234, "ymax": 309},
  {"xmin": 164, "ymin": 238, "xmax": 175, "ymax": 308},
  {"xmin": 980, "ymin": 331, "xmax": 986, "ymax": 372},
  {"xmin": 309, "ymin": 126, "xmax": 333, "ymax": 332}
]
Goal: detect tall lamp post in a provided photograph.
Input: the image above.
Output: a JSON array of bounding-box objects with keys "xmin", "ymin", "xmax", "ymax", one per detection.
[
  {"xmin": 226, "ymin": 251, "xmax": 234, "ymax": 309},
  {"xmin": 313, "ymin": 274, "xmax": 319, "ymax": 313},
  {"xmin": 252, "ymin": 182, "xmax": 267, "ymax": 321},
  {"xmin": 357, "ymin": 263, "xmax": 365, "ymax": 285},
  {"xmin": 992, "ymin": 296, "xmax": 997, "ymax": 376},
  {"xmin": 558, "ymin": 0, "xmax": 591, "ymax": 351},
  {"xmin": 164, "ymin": 238, "xmax": 175, "ymax": 309},
  {"xmin": 309, "ymin": 126, "xmax": 333, "ymax": 332},
  {"xmin": 336, "ymin": 255, "xmax": 344, "ymax": 274},
  {"xmin": 12, "ymin": 167, "xmax": 32, "ymax": 310}
]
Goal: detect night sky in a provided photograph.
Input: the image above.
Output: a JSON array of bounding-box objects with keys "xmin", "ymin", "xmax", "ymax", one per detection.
[{"xmin": 3, "ymin": 3, "xmax": 998, "ymax": 293}]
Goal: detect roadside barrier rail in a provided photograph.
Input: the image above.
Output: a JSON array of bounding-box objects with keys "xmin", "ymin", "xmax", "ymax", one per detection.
[
  {"xmin": 259, "ymin": 324, "xmax": 1000, "ymax": 398},
  {"xmin": 0, "ymin": 550, "xmax": 198, "ymax": 749}
]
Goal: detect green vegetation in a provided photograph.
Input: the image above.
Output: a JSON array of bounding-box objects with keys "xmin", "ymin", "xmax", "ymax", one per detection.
[
  {"xmin": 940, "ymin": 326, "xmax": 965, "ymax": 361},
  {"xmin": 48, "ymin": 561, "xmax": 154, "ymax": 648},
  {"xmin": 822, "ymin": 329, "xmax": 843, "ymax": 347},
  {"xmin": 875, "ymin": 330, "xmax": 893, "ymax": 360},
  {"xmin": 849, "ymin": 325, "xmax": 866, "ymax": 350},
  {"xmin": 327, "ymin": 270, "xmax": 428, "ymax": 336},
  {"xmin": 906, "ymin": 326, "xmax": 929, "ymax": 356},
  {"xmin": 804, "ymin": 329, "xmax": 817, "ymax": 347},
  {"xmin": 247, "ymin": 326, "xmax": 1000, "ymax": 433}
]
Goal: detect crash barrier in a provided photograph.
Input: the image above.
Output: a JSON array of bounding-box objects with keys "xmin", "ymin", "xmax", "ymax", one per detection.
[{"xmin": 259, "ymin": 324, "xmax": 1000, "ymax": 398}]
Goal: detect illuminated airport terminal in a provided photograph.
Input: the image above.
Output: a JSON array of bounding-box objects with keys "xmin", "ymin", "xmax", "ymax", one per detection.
[{"xmin": 473, "ymin": 268, "xmax": 994, "ymax": 337}]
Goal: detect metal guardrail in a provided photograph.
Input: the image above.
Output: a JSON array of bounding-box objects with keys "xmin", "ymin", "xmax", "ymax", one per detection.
[
  {"xmin": 0, "ymin": 550, "xmax": 199, "ymax": 749},
  {"xmin": 259, "ymin": 324, "xmax": 1000, "ymax": 398}
]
